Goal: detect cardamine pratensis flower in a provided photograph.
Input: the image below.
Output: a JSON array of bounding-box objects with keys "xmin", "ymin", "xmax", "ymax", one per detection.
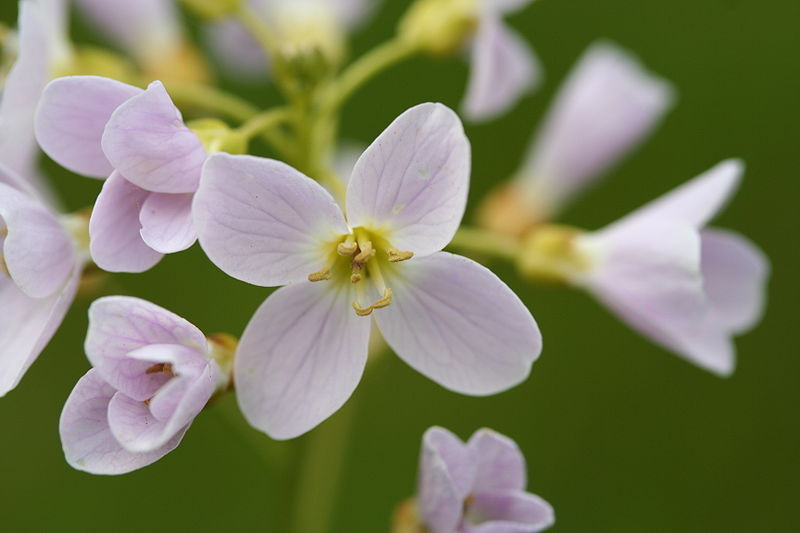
[{"xmin": 193, "ymin": 103, "xmax": 542, "ymax": 439}]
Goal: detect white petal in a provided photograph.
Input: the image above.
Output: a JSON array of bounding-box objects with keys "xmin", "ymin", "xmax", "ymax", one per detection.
[
  {"xmin": 235, "ymin": 281, "xmax": 371, "ymax": 440},
  {"xmin": 346, "ymin": 103, "xmax": 470, "ymax": 257},
  {"xmin": 375, "ymin": 252, "xmax": 541, "ymax": 395},
  {"xmin": 139, "ymin": 192, "xmax": 197, "ymax": 254}
]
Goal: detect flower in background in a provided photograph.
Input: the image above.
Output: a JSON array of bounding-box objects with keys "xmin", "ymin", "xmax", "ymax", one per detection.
[
  {"xmin": 520, "ymin": 160, "xmax": 769, "ymax": 375},
  {"xmin": 60, "ymin": 296, "xmax": 227, "ymax": 475},
  {"xmin": 0, "ymin": 163, "xmax": 86, "ymax": 396},
  {"xmin": 35, "ymin": 76, "xmax": 216, "ymax": 273},
  {"xmin": 194, "ymin": 103, "xmax": 542, "ymax": 439},
  {"xmin": 204, "ymin": 0, "xmax": 376, "ymax": 81},
  {"xmin": 479, "ymin": 42, "xmax": 674, "ymax": 236},
  {"xmin": 414, "ymin": 426, "xmax": 554, "ymax": 533}
]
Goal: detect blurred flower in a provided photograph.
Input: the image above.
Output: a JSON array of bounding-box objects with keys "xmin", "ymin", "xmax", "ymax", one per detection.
[
  {"xmin": 0, "ymin": 163, "xmax": 85, "ymax": 396},
  {"xmin": 520, "ymin": 160, "xmax": 769, "ymax": 375},
  {"xmin": 35, "ymin": 76, "xmax": 213, "ymax": 272},
  {"xmin": 194, "ymin": 103, "xmax": 542, "ymax": 439},
  {"xmin": 60, "ymin": 296, "xmax": 225, "ymax": 475},
  {"xmin": 415, "ymin": 426, "xmax": 554, "ymax": 533},
  {"xmin": 204, "ymin": 0, "xmax": 375, "ymax": 81},
  {"xmin": 479, "ymin": 42, "xmax": 674, "ymax": 236}
]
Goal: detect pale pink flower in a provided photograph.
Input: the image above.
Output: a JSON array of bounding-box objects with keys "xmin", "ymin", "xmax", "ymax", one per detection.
[
  {"xmin": 60, "ymin": 296, "xmax": 223, "ymax": 475},
  {"xmin": 573, "ymin": 160, "xmax": 769, "ymax": 375},
  {"xmin": 194, "ymin": 103, "xmax": 542, "ymax": 439},
  {"xmin": 35, "ymin": 76, "xmax": 207, "ymax": 272},
  {"xmin": 418, "ymin": 426, "xmax": 554, "ymax": 533}
]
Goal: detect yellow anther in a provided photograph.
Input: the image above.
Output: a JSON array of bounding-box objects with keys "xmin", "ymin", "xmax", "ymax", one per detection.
[
  {"xmin": 308, "ymin": 268, "xmax": 332, "ymax": 282},
  {"xmin": 145, "ymin": 362, "xmax": 175, "ymax": 376},
  {"xmin": 338, "ymin": 241, "xmax": 358, "ymax": 255},
  {"xmin": 354, "ymin": 240, "xmax": 375, "ymax": 264},
  {"xmin": 351, "ymin": 288, "xmax": 393, "ymax": 317},
  {"xmin": 352, "ymin": 301, "xmax": 374, "ymax": 316},
  {"xmin": 350, "ymin": 262, "xmax": 363, "ymax": 283},
  {"xmin": 387, "ymin": 249, "xmax": 414, "ymax": 262}
]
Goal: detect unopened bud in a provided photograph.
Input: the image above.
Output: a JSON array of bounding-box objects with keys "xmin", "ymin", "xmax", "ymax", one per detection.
[
  {"xmin": 516, "ymin": 224, "xmax": 592, "ymax": 285},
  {"xmin": 179, "ymin": 0, "xmax": 242, "ymax": 21},
  {"xmin": 188, "ymin": 118, "xmax": 248, "ymax": 154},
  {"xmin": 399, "ymin": 0, "xmax": 479, "ymax": 56}
]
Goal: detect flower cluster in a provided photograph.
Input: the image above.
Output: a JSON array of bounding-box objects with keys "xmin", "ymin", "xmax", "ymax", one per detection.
[{"xmin": 0, "ymin": 0, "xmax": 770, "ymax": 530}]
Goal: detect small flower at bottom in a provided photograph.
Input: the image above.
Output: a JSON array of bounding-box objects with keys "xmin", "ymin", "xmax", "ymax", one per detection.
[
  {"xmin": 194, "ymin": 103, "xmax": 542, "ymax": 439},
  {"xmin": 410, "ymin": 426, "xmax": 554, "ymax": 533},
  {"xmin": 59, "ymin": 296, "xmax": 229, "ymax": 475}
]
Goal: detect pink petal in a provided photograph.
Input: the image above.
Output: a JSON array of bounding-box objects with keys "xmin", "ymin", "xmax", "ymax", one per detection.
[
  {"xmin": 346, "ymin": 103, "xmax": 470, "ymax": 257},
  {"xmin": 59, "ymin": 369, "xmax": 186, "ymax": 475},
  {"xmin": 0, "ymin": 270, "xmax": 79, "ymax": 396},
  {"xmin": 0, "ymin": 182, "xmax": 74, "ymax": 298},
  {"xmin": 418, "ymin": 427, "xmax": 474, "ymax": 533},
  {"xmin": 203, "ymin": 19, "xmax": 270, "ymax": 81},
  {"xmin": 194, "ymin": 153, "xmax": 349, "ymax": 286},
  {"xmin": 85, "ymin": 296, "xmax": 208, "ymax": 393},
  {"xmin": 89, "ymin": 171, "xmax": 163, "ymax": 273},
  {"xmin": 467, "ymin": 428, "xmax": 527, "ymax": 491},
  {"xmin": 700, "ymin": 229, "xmax": 769, "ymax": 333},
  {"xmin": 463, "ymin": 17, "xmax": 541, "ymax": 122},
  {"xmin": 464, "ymin": 490, "xmax": 555, "ymax": 533},
  {"xmin": 34, "ymin": 76, "xmax": 141, "ymax": 178},
  {"xmin": 521, "ymin": 42, "xmax": 673, "ymax": 212},
  {"xmin": 235, "ymin": 281, "xmax": 370, "ymax": 440},
  {"xmin": 139, "ymin": 192, "xmax": 197, "ymax": 254},
  {"xmin": 101, "ymin": 81, "xmax": 206, "ymax": 194},
  {"xmin": 375, "ymin": 252, "xmax": 541, "ymax": 395}
]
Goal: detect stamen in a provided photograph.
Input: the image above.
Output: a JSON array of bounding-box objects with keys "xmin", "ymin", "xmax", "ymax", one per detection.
[
  {"xmin": 354, "ymin": 240, "xmax": 374, "ymax": 264},
  {"xmin": 351, "ymin": 288, "xmax": 393, "ymax": 317},
  {"xmin": 350, "ymin": 261, "xmax": 363, "ymax": 283},
  {"xmin": 352, "ymin": 301, "xmax": 374, "ymax": 316},
  {"xmin": 308, "ymin": 268, "xmax": 332, "ymax": 282},
  {"xmin": 387, "ymin": 248, "xmax": 414, "ymax": 262},
  {"xmin": 145, "ymin": 362, "xmax": 175, "ymax": 376},
  {"xmin": 337, "ymin": 235, "xmax": 357, "ymax": 256}
]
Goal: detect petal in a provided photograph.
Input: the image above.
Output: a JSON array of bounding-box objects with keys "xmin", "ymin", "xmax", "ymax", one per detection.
[
  {"xmin": 235, "ymin": 281, "xmax": 370, "ymax": 440},
  {"xmin": 0, "ymin": 269, "xmax": 79, "ymax": 396},
  {"xmin": 611, "ymin": 159, "xmax": 743, "ymax": 231},
  {"xmin": 520, "ymin": 42, "xmax": 674, "ymax": 212},
  {"xmin": 85, "ymin": 296, "xmax": 208, "ymax": 392},
  {"xmin": 375, "ymin": 252, "xmax": 541, "ymax": 395},
  {"xmin": 464, "ymin": 490, "xmax": 555, "ymax": 533},
  {"xmin": 467, "ymin": 428, "xmax": 527, "ymax": 491},
  {"xmin": 418, "ymin": 427, "xmax": 473, "ymax": 533},
  {"xmin": 139, "ymin": 192, "xmax": 197, "ymax": 254},
  {"xmin": 101, "ymin": 80, "xmax": 206, "ymax": 194},
  {"xmin": 89, "ymin": 171, "xmax": 163, "ymax": 273},
  {"xmin": 59, "ymin": 369, "xmax": 186, "ymax": 475},
  {"xmin": 34, "ymin": 76, "xmax": 141, "ymax": 178},
  {"xmin": 203, "ymin": 20, "xmax": 270, "ymax": 81},
  {"xmin": 700, "ymin": 229, "xmax": 769, "ymax": 333},
  {"xmin": 193, "ymin": 153, "xmax": 349, "ymax": 286},
  {"xmin": 346, "ymin": 103, "xmax": 470, "ymax": 256},
  {"xmin": 0, "ymin": 182, "xmax": 74, "ymax": 298},
  {"xmin": 463, "ymin": 17, "xmax": 541, "ymax": 122}
]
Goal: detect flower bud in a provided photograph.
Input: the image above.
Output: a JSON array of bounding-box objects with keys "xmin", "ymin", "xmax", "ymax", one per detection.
[
  {"xmin": 188, "ymin": 118, "xmax": 248, "ymax": 155},
  {"xmin": 516, "ymin": 224, "xmax": 592, "ymax": 285},
  {"xmin": 55, "ymin": 45, "xmax": 138, "ymax": 85},
  {"xmin": 179, "ymin": 0, "xmax": 242, "ymax": 21},
  {"xmin": 399, "ymin": 0, "xmax": 479, "ymax": 56}
]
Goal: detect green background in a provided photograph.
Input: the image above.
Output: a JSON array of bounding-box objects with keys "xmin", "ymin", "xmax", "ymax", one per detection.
[{"xmin": 1, "ymin": 0, "xmax": 798, "ymax": 531}]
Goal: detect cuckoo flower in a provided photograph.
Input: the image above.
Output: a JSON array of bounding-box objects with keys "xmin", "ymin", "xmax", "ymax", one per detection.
[
  {"xmin": 35, "ymin": 76, "xmax": 208, "ymax": 272},
  {"xmin": 557, "ymin": 160, "xmax": 768, "ymax": 375},
  {"xmin": 60, "ymin": 296, "xmax": 226, "ymax": 475},
  {"xmin": 194, "ymin": 103, "xmax": 542, "ymax": 439},
  {"xmin": 479, "ymin": 42, "xmax": 673, "ymax": 235},
  {"xmin": 0, "ymin": 163, "xmax": 84, "ymax": 396},
  {"xmin": 417, "ymin": 427, "xmax": 554, "ymax": 533}
]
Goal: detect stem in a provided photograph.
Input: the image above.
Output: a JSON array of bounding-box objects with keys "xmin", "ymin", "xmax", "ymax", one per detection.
[
  {"xmin": 165, "ymin": 82, "xmax": 258, "ymax": 122},
  {"xmin": 448, "ymin": 226, "xmax": 521, "ymax": 262},
  {"xmin": 324, "ymin": 38, "xmax": 418, "ymax": 113}
]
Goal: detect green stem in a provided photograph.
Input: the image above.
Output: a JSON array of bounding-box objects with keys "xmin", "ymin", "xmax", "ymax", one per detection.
[
  {"xmin": 165, "ymin": 82, "xmax": 258, "ymax": 122},
  {"xmin": 448, "ymin": 226, "xmax": 521, "ymax": 261},
  {"xmin": 238, "ymin": 107, "xmax": 292, "ymax": 140}
]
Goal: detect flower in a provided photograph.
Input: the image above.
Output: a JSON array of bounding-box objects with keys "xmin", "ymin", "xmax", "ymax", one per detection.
[
  {"xmin": 416, "ymin": 426, "xmax": 554, "ymax": 533},
  {"xmin": 59, "ymin": 296, "xmax": 226, "ymax": 475},
  {"xmin": 478, "ymin": 42, "xmax": 674, "ymax": 235},
  {"xmin": 193, "ymin": 103, "xmax": 542, "ymax": 439},
  {"xmin": 538, "ymin": 160, "xmax": 768, "ymax": 375},
  {"xmin": 0, "ymin": 163, "xmax": 85, "ymax": 396},
  {"xmin": 35, "ymin": 76, "xmax": 210, "ymax": 272}
]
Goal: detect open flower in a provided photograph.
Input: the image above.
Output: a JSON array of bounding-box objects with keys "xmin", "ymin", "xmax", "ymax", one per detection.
[
  {"xmin": 0, "ymin": 163, "xmax": 84, "ymax": 396},
  {"xmin": 479, "ymin": 42, "xmax": 673, "ymax": 235},
  {"xmin": 557, "ymin": 160, "xmax": 768, "ymax": 375},
  {"xmin": 194, "ymin": 103, "xmax": 542, "ymax": 439},
  {"xmin": 60, "ymin": 296, "xmax": 225, "ymax": 475},
  {"xmin": 35, "ymin": 76, "xmax": 209, "ymax": 272},
  {"xmin": 417, "ymin": 427, "xmax": 554, "ymax": 533}
]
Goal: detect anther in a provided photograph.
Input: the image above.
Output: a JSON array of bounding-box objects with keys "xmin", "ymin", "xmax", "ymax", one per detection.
[
  {"xmin": 354, "ymin": 240, "xmax": 375, "ymax": 264},
  {"xmin": 308, "ymin": 268, "xmax": 332, "ymax": 282},
  {"xmin": 0, "ymin": 254, "xmax": 8, "ymax": 277},
  {"xmin": 337, "ymin": 241, "xmax": 358, "ymax": 256},
  {"xmin": 351, "ymin": 288, "xmax": 393, "ymax": 317},
  {"xmin": 350, "ymin": 262, "xmax": 363, "ymax": 283},
  {"xmin": 145, "ymin": 362, "xmax": 175, "ymax": 376},
  {"xmin": 387, "ymin": 249, "xmax": 414, "ymax": 262},
  {"xmin": 352, "ymin": 301, "xmax": 374, "ymax": 316}
]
